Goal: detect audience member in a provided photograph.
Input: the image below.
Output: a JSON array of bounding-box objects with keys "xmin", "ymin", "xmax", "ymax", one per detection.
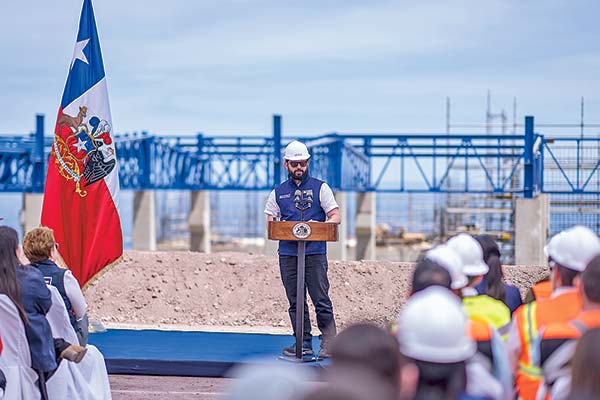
[
  {"xmin": 508, "ymin": 226, "xmax": 600, "ymax": 400},
  {"xmin": 396, "ymin": 286, "xmax": 492, "ymax": 400},
  {"xmin": 447, "ymin": 234, "xmax": 511, "ymax": 337},
  {"xmin": 411, "ymin": 257, "xmax": 452, "ymax": 294},
  {"xmin": 474, "ymin": 234, "xmax": 522, "ymax": 315},
  {"xmin": 0, "ymin": 335, "xmax": 4, "ymax": 398},
  {"xmin": 23, "ymin": 227, "xmax": 89, "ymax": 345},
  {"xmin": 328, "ymin": 323, "xmax": 403, "ymax": 397},
  {"xmin": 0, "ymin": 226, "xmax": 85, "ymax": 400},
  {"xmin": 425, "ymin": 244, "xmax": 467, "ymax": 294},
  {"xmin": 226, "ymin": 362, "xmax": 315, "ymax": 400},
  {"xmin": 567, "ymin": 327, "xmax": 600, "ymax": 399},
  {"xmin": 523, "ymin": 276, "xmax": 552, "ymax": 304},
  {"xmin": 537, "ymin": 254, "xmax": 600, "ymax": 400},
  {"xmin": 413, "ymin": 245, "xmax": 509, "ymax": 399}
]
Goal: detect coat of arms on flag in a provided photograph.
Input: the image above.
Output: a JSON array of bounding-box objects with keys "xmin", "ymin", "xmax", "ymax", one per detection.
[
  {"xmin": 41, "ymin": 0, "xmax": 123, "ymax": 286},
  {"xmin": 54, "ymin": 105, "xmax": 116, "ymax": 197}
]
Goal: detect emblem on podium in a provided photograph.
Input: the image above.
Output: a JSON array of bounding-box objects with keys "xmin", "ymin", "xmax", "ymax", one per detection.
[{"xmin": 292, "ymin": 222, "xmax": 312, "ymax": 239}]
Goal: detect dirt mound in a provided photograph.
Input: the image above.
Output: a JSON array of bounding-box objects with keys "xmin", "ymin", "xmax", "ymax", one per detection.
[{"xmin": 84, "ymin": 250, "xmax": 549, "ymax": 332}]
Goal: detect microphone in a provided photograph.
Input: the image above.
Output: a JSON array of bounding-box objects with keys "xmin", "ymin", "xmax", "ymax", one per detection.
[
  {"xmin": 293, "ymin": 189, "xmax": 302, "ymax": 205},
  {"xmin": 304, "ymin": 189, "xmax": 313, "ymax": 206}
]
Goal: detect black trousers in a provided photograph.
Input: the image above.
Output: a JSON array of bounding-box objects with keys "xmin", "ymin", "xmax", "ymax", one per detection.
[
  {"xmin": 279, "ymin": 254, "xmax": 337, "ymax": 346},
  {"xmin": 36, "ymin": 338, "xmax": 70, "ymax": 400}
]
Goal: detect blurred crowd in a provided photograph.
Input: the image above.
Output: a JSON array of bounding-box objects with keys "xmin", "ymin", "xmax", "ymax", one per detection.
[
  {"xmin": 227, "ymin": 226, "xmax": 600, "ymax": 400},
  {"xmin": 1, "ymin": 224, "xmax": 600, "ymax": 400}
]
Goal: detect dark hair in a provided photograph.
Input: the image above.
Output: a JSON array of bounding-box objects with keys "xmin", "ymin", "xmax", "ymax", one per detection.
[
  {"xmin": 556, "ymin": 264, "xmax": 580, "ymax": 287},
  {"xmin": 330, "ymin": 323, "xmax": 401, "ymax": 386},
  {"xmin": 569, "ymin": 327, "xmax": 600, "ymax": 397},
  {"xmin": 0, "ymin": 226, "xmax": 28, "ymax": 324},
  {"xmin": 411, "ymin": 259, "xmax": 452, "ymax": 294},
  {"xmin": 582, "ymin": 255, "xmax": 600, "ymax": 302},
  {"xmin": 413, "ymin": 360, "xmax": 467, "ymax": 400},
  {"xmin": 474, "ymin": 234, "xmax": 506, "ymax": 302}
]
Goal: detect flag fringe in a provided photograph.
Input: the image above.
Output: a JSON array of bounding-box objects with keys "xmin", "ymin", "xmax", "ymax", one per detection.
[{"xmin": 82, "ymin": 255, "xmax": 123, "ymax": 292}]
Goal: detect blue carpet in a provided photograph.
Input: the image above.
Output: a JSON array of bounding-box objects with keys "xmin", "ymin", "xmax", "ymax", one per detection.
[{"xmin": 88, "ymin": 329, "xmax": 328, "ymax": 377}]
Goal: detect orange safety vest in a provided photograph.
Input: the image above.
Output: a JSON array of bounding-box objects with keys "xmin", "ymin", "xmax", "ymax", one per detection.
[
  {"xmin": 532, "ymin": 281, "xmax": 553, "ymax": 301},
  {"xmin": 513, "ymin": 288, "xmax": 582, "ymax": 400},
  {"xmin": 468, "ymin": 318, "xmax": 494, "ymax": 364},
  {"xmin": 537, "ymin": 309, "xmax": 600, "ymax": 400}
]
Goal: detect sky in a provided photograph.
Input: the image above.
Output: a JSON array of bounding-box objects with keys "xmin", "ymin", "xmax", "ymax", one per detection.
[{"xmin": 2, "ymin": 0, "xmax": 600, "ymax": 138}]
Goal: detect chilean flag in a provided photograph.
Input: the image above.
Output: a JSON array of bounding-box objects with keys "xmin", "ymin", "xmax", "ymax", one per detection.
[{"xmin": 41, "ymin": 0, "xmax": 122, "ymax": 286}]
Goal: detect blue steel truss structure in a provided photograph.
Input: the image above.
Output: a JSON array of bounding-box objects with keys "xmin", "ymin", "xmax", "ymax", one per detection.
[{"xmin": 1, "ymin": 115, "xmax": 599, "ymax": 197}]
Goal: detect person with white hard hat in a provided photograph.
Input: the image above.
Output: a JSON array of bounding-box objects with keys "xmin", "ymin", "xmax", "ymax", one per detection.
[
  {"xmin": 447, "ymin": 233, "xmax": 511, "ymax": 338},
  {"xmin": 397, "ymin": 286, "xmax": 503, "ymax": 400},
  {"xmin": 507, "ymin": 225, "xmax": 600, "ymax": 400},
  {"xmin": 264, "ymin": 140, "xmax": 340, "ymax": 359},
  {"xmin": 425, "ymin": 244, "xmax": 512, "ymax": 400},
  {"xmin": 425, "ymin": 244, "xmax": 468, "ymax": 292},
  {"xmin": 535, "ymin": 254, "xmax": 600, "ymax": 400}
]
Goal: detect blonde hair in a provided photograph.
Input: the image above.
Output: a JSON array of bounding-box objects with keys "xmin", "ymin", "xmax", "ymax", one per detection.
[{"xmin": 23, "ymin": 227, "xmax": 55, "ymax": 264}]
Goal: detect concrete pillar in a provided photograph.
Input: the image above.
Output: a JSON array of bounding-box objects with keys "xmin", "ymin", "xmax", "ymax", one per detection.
[
  {"xmin": 20, "ymin": 193, "xmax": 44, "ymax": 234},
  {"xmin": 355, "ymin": 191, "xmax": 376, "ymax": 260},
  {"xmin": 328, "ymin": 191, "xmax": 348, "ymax": 261},
  {"xmin": 133, "ymin": 190, "xmax": 156, "ymax": 251},
  {"xmin": 515, "ymin": 194, "xmax": 550, "ymax": 266},
  {"xmin": 189, "ymin": 191, "xmax": 211, "ymax": 253}
]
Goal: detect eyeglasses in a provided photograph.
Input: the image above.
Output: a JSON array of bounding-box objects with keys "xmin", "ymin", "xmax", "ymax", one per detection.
[{"xmin": 288, "ymin": 160, "xmax": 308, "ymax": 168}]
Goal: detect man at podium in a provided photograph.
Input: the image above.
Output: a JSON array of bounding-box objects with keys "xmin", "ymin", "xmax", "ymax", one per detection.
[{"xmin": 264, "ymin": 140, "xmax": 340, "ymax": 358}]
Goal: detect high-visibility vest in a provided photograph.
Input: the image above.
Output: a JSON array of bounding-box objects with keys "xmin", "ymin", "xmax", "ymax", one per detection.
[
  {"xmin": 537, "ymin": 309, "xmax": 600, "ymax": 400},
  {"xmin": 469, "ymin": 318, "xmax": 494, "ymax": 363},
  {"xmin": 532, "ymin": 281, "xmax": 552, "ymax": 301},
  {"xmin": 513, "ymin": 288, "xmax": 581, "ymax": 400},
  {"xmin": 463, "ymin": 294, "xmax": 511, "ymax": 338}
]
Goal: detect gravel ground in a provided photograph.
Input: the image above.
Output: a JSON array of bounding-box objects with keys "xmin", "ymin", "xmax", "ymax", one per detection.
[
  {"xmin": 85, "ymin": 250, "xmax": 550, "ymax": 332},
  {"xmin": 110, "ymin": 375, "xmax": 229, "ymax": 400}
]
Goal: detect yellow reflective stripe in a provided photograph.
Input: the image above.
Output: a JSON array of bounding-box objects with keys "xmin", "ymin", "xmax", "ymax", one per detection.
[
  {"xmin": 517, "ymin": 362, "xmax": 542, "ymax": 378},
  {"xmin": 522, "ymin": 302, "xmax": 538, "ymax": 352}
]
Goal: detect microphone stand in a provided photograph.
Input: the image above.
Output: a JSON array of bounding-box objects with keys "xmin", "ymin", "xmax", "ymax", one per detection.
[{"xmin": 292, "ymin": 195, "xmax": 312, "ymax": 360}]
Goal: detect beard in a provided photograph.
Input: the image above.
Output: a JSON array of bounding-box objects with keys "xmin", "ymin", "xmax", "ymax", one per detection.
[{"xmin": 288, "ymin": 168, "xmax": 308, "ymax": 181}]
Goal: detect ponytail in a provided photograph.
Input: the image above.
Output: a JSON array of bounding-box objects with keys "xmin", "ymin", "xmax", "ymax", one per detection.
[{"xmin": 484, "ymin": 253, "xmax": 506, "ymax": 302}]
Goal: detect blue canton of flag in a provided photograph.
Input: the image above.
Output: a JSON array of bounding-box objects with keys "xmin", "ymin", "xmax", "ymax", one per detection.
[{"xmin": 61, "ymin": 0, "xmax": 106, "ymax": 109}]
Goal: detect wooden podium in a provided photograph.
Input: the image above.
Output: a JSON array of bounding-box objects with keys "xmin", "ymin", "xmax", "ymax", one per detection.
[{"xmin": 268, "ymin": 220, "xmax": 338, "ymax": 360}]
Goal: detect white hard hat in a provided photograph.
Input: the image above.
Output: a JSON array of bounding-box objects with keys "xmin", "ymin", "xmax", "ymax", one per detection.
[
  {"xmin": 284, "ymin": 140, "xmax": 310, "ymax": 161},
  {"xmin": 426, "ymin": 245, "xmax": 468, "ymax": 290},
  {"xmin": 397, "ymin": 286, "xmax": 476, "ymax": 363},
  {"xmin": 447, "ymin": 233, "xmax": 489, "ymax": 277},
  {"xmin": 544, "ymin": 225, "xmax": 600, "ymax": 272}
]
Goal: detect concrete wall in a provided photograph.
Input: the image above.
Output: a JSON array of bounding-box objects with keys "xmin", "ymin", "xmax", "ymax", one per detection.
[
  {"xmin": 189, "ymin": 191, "xmax": 211, "ymax": 253},
  {"xmin": 515, "ymin": 194, "xmax": 550, "ymax": 266},
  {"xmin": 355, "ymin": 192, "xmax": 376, "ymax": 260},
  {"xmin": 20, "ymin": 193, "xmax": 44, "ymax": 234},
  {"xmin": 133, "ymin": 190, "xmax": 157, "ymax": 251}
]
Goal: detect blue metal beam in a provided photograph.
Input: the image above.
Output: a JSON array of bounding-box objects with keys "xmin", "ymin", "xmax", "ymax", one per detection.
[{"xmin": 1, "ymin": 114, "xmax": 599, "ymax": 195}]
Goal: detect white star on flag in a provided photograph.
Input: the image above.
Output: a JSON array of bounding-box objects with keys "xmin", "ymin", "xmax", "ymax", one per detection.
[
  {"xmin": 74, "ymin": 137, "xmax": 88, "ymax": 152},
  {"xmin": 70, "ymin": 38, "xmax": 90, "ymax": 69}
]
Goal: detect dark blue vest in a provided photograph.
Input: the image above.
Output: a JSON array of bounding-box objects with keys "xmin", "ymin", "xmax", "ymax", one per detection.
[
  {"xmin": 33, "ymin": 259, "xmax": 77, "ymax": 329},
  {"xmin": 275, "ymin": 175, "xmax": 327, "ymax": 256}
]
